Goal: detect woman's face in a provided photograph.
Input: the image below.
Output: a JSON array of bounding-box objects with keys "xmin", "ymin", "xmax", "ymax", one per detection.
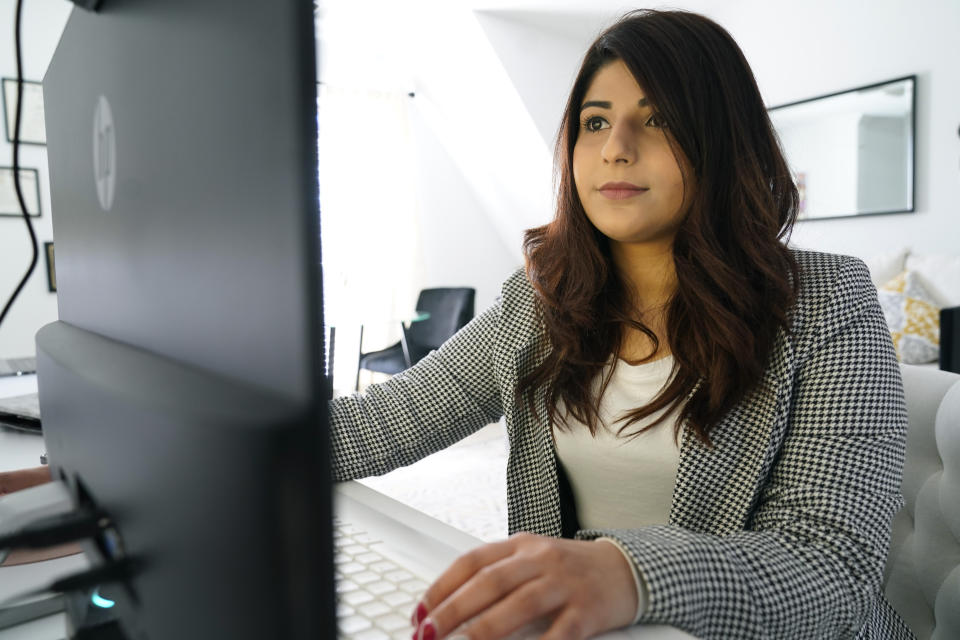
[{"xmin": 573, "ymin": 59, "xmax": 693, "ymax": 250}]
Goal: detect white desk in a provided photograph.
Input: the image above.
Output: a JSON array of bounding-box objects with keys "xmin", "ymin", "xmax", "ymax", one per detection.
[{"xmin": 0, "ymin": 376, "xmax": 694, "ymax": 640}]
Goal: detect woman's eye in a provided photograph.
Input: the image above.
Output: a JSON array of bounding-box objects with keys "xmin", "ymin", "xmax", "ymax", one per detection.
[
  {"xmin": 582, "ymin": 116, "xmax": 608, "ymax": 132},
  {"xmin": 646, "ymin": 113, "xmax": 666, "ymax": 128}
]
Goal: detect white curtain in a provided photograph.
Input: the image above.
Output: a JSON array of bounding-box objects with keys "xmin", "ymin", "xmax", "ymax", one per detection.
[{"xmin": 317, "ymin": 84, "xmax": 424, "ymax": 391}]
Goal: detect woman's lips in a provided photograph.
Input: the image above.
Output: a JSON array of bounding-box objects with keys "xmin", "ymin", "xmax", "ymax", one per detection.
[{"xmin": 598, "ymin": 182, "xmax": 649, "ymax": 200}]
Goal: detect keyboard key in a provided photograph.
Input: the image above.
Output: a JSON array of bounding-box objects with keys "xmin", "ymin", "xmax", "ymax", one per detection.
[
  {"xmin": 370, "ymin": 561, "xmax": 399, "ymax": 574},
  {"xmin": 385, "ymin": 570, "xmax": 413, "ymax": 583},
  {"xmin": 353, "ymin": 571, "xmax": 380, "ymax": 585},
  {"xmin": 374, "ymin": 613, "xmax": 409, "ymax": 632},
  {"xmin": 358, "ymin": 601, "xmax": 391, "ymax": 618},
  {"xmin": 340, "ymin": 615, "xmax": 372, "ymax": 634},
  {"xmin": 341, "ymin": 562, "xmax": 365, "ymax": 575},
  {"xmin": 344, "ymin": 544, "xmax": 368, "ymax": 556},
  {"xmin": 366, "ymin": 581, "xmax": 396, "ymax": 596},
  {"xmin": 399, "ymin": 579, "xmax": 428, "ymax": 594},
  {"xmin": 343, "ymin": 590, "xmax": 375, "ymax": 606},
  {"xmin": 353, "ymin": 630, "xmax": 389, "ymax": 640},
  {"xmin": 358, "ymin": 552, "xmax": 383, "ymax": 564},
  {"xmin": 337, "ymin": 603, "xmax": 355, "ymax": 618},
  {"xmin": 383, "ymin": 591, "xmax": 414, "ymax": 608}
]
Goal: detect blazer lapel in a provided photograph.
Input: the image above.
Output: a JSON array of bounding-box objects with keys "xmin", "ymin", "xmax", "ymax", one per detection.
[
  {"xmin": 501, "ymin": 323, "xmax": 565, "ymax": 538},
  {"xmin": 669, "ymin": 328, "xmax": 796, "ymax": 536}
]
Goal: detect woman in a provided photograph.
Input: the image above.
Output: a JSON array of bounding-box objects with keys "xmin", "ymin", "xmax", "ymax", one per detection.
[{"xmin": 331, "ymin": 8, "xmax": 912, "ymax": 640}]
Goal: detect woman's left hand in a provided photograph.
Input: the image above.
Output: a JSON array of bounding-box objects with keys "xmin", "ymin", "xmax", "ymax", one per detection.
[{"xmin": 411, "ymin": 532, "xmax": 638, "ymax": 640}]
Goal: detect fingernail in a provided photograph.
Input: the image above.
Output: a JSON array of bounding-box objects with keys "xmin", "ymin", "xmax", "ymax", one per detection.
[
  {"xmin": 411, "ymin": 602, "xmax": 427, "ymax": 627},
  {"xmin": 416, "ymin": 619, "xmax": 436, "ymax": 640}
]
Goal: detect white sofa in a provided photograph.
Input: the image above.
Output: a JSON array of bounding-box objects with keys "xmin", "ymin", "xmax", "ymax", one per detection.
[{"xmin": 884, "ymin": 364, "xmax": 960, "ymax": 638}]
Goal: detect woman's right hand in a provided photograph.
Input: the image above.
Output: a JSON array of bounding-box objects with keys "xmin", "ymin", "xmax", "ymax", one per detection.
[{"xmin": 0, "ymin": 466, "xmax": 52, "ymax": 497}]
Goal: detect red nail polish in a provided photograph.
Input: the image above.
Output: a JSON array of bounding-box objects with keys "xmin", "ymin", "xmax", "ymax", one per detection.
[
  {"xmin": 411, "ymin": 602, "xmax": 427, "ymax": 627},
  {"xmin": 420, "ymin": 620, "xmax": 437, "ymax": 640}
]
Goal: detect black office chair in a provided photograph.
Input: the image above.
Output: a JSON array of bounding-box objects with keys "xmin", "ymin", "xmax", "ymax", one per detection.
[{"xmin": 356, "ymin": 287, "xmax": 475, "ymax": 390}]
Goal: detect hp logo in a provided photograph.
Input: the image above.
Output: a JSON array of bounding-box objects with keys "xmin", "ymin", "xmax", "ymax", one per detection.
[{"xmin": 93, "ymin": 95, "xmax": 116, "ymax": 211}]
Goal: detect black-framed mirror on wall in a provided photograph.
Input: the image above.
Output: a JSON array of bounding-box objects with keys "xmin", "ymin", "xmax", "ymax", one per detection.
[{"xmin": 768, "ymin": 75, "xmax": 916, "ymax": 221}]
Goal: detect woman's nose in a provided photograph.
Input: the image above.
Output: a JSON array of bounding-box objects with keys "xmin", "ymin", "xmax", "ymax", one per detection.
[{"xmin": 601, "ymin": 125, "xmax": 638, "ymax": 164}]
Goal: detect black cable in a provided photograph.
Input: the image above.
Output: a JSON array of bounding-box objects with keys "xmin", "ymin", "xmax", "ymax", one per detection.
[
  {"xmin": 0, "ymin": 0, "xmax": 41, "ymax": 331},
  {"xmin": 48, "ymin": 558, "xmax": 134, "ymax": 594},
  {"xmin": 0, "ymin": 509, "xmax": 104, "ymax": 552}
]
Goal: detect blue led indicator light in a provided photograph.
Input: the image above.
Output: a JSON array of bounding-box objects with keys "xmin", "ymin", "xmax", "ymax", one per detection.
[{"xmin": 91, "ymin": 589, "xmax": 115, "ymax": 609}]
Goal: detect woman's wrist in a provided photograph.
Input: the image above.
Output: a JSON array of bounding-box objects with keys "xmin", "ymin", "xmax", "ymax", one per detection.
[{"xmin": 595, "ymin": 537, "xmax": 648, "ymax": 624}]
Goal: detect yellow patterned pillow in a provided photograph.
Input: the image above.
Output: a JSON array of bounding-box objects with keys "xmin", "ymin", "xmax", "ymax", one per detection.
[{"xmin": 878, "ymin": 270, "xmax": 940, "ymax": 364}]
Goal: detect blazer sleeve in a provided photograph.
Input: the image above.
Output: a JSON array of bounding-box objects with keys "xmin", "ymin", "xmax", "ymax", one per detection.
[
  {"xmin": 329, "ymin": 300, "xmax": 505, "ymax": 482},
  {"xmin": 576, "ymin": 257, "xmax": 909, "ymax": 639}
]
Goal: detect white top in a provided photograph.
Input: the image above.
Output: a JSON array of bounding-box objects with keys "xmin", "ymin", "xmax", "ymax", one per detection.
[
  {"xmin": 554, "ymin": 354, "xmax": 683, "ymax": 530},
  {"xmin": 554, "ymin": 355, "xmax": 684, "ymax": 623}
]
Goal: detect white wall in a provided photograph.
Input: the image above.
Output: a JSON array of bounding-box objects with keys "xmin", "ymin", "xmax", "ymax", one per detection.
[
  {"xmin": 408, "ymin": 107, "xmax": 520, "ymax": 312},
  {"xmin": 473, "ymin": 10, "xmax": 596, "ymax": 147},
  {"xmin": 702, "ymin": 0, "xmax": 960, "ymax": 259},
  {"xmin": 0, "ymin": 0, "xmax": 72, "ymax": 358}
]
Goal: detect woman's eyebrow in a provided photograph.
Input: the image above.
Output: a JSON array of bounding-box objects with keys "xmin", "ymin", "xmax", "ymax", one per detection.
[{"xmin": 579, "ymin": 97, "xmax": 649, "ymax": 112}]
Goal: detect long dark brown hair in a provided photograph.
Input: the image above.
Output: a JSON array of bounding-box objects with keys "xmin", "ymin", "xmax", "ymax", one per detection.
[{"xmin": 519, "ymin": 9, "xmax": 800, "ymax": 446}]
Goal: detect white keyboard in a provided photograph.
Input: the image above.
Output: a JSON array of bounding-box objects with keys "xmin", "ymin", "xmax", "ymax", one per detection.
[
  {"xmin": 330, "ymin": 483, "xmax": 694, "ymax": 640},
  {"xmin": 334, "ymin": 518, "xmax": 429, "ymax": 640},
  {"xmin": 333, "ymin": 517, "xmax": 549, "ymax": 640}
]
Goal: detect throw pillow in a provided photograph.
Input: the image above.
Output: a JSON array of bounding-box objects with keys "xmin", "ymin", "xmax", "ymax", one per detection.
[{"xmin": 878, "ymin": 270, "xmax": 940, "ymax": 364}]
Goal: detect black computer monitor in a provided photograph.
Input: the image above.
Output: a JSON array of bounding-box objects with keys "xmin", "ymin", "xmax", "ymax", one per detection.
[{"xmin": 36, "ymin": 0, "xmax": 334, "ymax": 637}]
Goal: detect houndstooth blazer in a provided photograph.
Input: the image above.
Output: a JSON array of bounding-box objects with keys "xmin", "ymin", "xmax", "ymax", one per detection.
[{"xmin": 330, "ymin": 249, "xmax": 914, "ymax": 639}]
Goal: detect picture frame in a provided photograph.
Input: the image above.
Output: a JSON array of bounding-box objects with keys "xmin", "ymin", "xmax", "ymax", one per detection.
[
  {"xmin": 44, "ymin": 242, "xmax": 56, "ymax": 292},
  {"xmin": 0, "ymin": 167, "xmax": 42, "ymax": 217},
  {"xmin": 2, "ymin": 78, "xmax": 46, "ymax": 145}
]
